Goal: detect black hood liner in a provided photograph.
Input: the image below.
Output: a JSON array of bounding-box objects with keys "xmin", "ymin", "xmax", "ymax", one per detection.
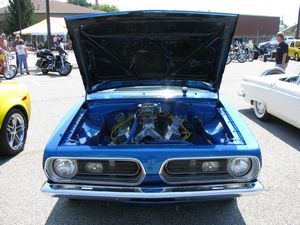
[{"xmin": 65, "ymin": 11, "xmax": 238, "ymax": 93}]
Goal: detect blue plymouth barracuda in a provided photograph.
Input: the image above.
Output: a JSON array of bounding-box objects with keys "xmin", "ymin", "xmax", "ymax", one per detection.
[{"xmin": 42, "ymin": 11, "xmax": 263, "ymax": 203}]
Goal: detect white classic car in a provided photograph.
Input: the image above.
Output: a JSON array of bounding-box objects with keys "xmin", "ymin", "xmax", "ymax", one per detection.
[{"xmin": 240, "ymin": 69, "xmax": 300, "ymax": 129}]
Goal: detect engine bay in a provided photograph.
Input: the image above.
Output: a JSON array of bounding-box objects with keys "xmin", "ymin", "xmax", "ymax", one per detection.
[{"xmin": 65, "ymin": 101, "xmax": 243, "ymax": 146}]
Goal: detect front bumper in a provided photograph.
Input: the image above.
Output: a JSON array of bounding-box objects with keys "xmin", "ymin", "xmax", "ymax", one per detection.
[{"xmin": 42, "ymin": 181, "xmax": 263, "ymax": 203}]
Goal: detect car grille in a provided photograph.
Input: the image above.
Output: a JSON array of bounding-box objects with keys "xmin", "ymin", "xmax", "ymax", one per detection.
[
  {"xmin": 73, "ymin": 159, "xmax": 145, "ymax": 186},
  {"xmin": 46, "ymin": 158, "xmax": 145, "ymax": 186},
  {"xmin": 160, "ymin": 157, "xmax": 260, "ymax": 185},
  {"xmin": 165, "ymin": 159, "xmax": 228, "ymax": 175}
]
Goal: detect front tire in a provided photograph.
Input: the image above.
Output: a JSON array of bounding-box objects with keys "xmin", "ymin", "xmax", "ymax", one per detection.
[
  {"xmin": 253, "ymin": 101, "xmax": 270, "ymax": 121},
  {"xmin": 226, "ymin": 54, "xmax": 232, "ymax": 65},
  {"xmin": 58, "ymin": 64, "xmax": 72, "ymax": 76},
  {"xmin": 41, "ymin": 69, "xmax": 48, "ymax": 75},
  {"xmin": 248, "ymin": 52, "xmax": 255, "ymax": 62},
  {"xmin": 0, "ymin": 109, "xmax": 28, "ymax": 155},
  {"xmin": 3, "ymin": 65, "xmax": 17, "ymax": 79},
  {"xmin": 237, "ymin": 53, "xmax": 247, "ymax": 63}
]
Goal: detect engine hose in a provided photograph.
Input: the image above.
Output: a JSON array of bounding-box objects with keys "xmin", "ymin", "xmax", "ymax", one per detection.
[
  {"xmin": 110, "ymin": 114, "xmax": 134, "ymax": 141},
  {"xmin": 126, "ymin": 113, "xmax": 139, "ymax": 144}
]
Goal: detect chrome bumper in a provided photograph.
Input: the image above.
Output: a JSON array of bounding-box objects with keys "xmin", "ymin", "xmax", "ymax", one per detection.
[{"xmin": 42, "ymin": 181, "xmax": 263, "ymax": 202}]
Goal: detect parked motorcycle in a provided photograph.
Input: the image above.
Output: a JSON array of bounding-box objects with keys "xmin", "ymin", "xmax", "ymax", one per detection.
[
  {"xmin": 0, "ymin": 52, "xmax": 17, "ymax": 79},
  {"xmin": 226, "ymin": 43, "xmax": 247, "ymax": 64},
  {"xmin": 36, "ymin": 47, "xmax": 72, "ymax": 76}
]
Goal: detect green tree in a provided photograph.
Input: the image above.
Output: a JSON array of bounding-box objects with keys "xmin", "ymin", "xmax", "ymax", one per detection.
[
  {"xmin": 68, "ymin": 0, "xmax": 91, "ymax": 7},
  {"xmin": 4, "ymin": 0, "xmax": 35, "ymax": 34},
  {"xmin": 95, "ymin": 4, "xmax": 119, "ymax": 12}
]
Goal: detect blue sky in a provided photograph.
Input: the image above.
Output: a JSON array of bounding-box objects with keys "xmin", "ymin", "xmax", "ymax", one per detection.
[{"xmin": 0, "ymin": 0, "xmax": 298, "ymax": 26}]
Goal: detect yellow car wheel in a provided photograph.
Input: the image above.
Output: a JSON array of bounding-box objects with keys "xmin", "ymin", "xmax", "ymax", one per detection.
[{"xmin": 0, "ymin": 108, "xmax": 28, "ymax": 155}]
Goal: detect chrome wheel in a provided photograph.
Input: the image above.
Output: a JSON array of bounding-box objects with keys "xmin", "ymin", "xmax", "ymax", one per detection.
[
  {"xmin": 237, "ymin": 52, "xmax": 247, "ymax": 63},
  {"xmin": 3, "ymin": 65, "xmax": 17, "ymax": 79},
  {"xmin": 253, "ymin": 101, "xmax": 270, "ymax": 121},
  {"xmin": 6, "ymin": 113, "xmax": 26, "ymax": 151},
  {"xmin": 255, "ymin": 102, "xmax": 265, "ymax": 114},
  {"xmin": 59, "ymin": 64, "xmax": 72, "ymax": 76}
]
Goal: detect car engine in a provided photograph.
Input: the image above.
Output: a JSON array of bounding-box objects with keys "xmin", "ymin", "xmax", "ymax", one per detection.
[
  {"xmin": 66, "ymin": 100, "xmax": 239, "ymax": 146},
  {"xmin": 110, "ymin": 103, "xmax": 191, "ymax": 145}
]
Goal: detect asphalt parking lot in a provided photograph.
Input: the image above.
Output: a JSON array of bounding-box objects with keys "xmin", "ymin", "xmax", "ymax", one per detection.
[{"xmin": 0, "ymin": 60, "xmax": 299, "ymax": 225}]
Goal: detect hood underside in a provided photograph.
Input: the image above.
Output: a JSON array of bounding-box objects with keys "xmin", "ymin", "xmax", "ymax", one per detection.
[{"xmin": 65, "ymin": 11, "xmax": 238, "ymax": 93}]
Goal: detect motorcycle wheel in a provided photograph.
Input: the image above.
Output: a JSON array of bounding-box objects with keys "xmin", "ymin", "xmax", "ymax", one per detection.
[
  {"xmin": 41, "ymin": 69, "xmax": 48, "ymax": 75},
  {"xmin": 3, "ymin": 65, "xmax": 17, "ymax": 79},
  {"xmin": 58, "ymin": 64, "xmax": 72, "ymax": 76},
  {"xmin": 248, "ymin": 52, "xmax": 255, "ymax": 62},
  {"xmin": 226, "ymin": 54, "xmax": 232, "ymax": 65},
  {"xmin": 237, "ymin": 53, "xmax": 247, "ymax": 63}
]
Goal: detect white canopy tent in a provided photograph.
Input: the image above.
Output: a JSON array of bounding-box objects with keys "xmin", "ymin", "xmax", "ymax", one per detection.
[{"xmin": 14, "ymin": 17, "xmax": 67, "ymax": 36}]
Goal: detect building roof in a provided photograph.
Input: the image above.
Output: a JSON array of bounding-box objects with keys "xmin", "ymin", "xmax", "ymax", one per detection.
[{"xmin": 0, "ymin": 0, "xmax": 103, "ymax": 15}]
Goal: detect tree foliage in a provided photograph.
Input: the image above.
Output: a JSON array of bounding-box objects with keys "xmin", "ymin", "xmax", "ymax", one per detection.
[
  {"xmin": 67, "ymin": 0, "xmax": 91, "ymax": 7},
  {"xmin": 95, "ymin": 4, "xmax": 119, "ymax": 12},
  {"xmin": 4, "ymin": 0, "xmax": 35, "ymax": 34}
]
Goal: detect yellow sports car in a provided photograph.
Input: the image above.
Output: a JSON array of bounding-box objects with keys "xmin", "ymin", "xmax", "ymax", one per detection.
[
  {"xmin": 288, "ymin": 39, "xmax": 300, "ymax": 61},
  {"xmin": 0, "ymin": 81, "xmax": 30, "ymax": 155}
]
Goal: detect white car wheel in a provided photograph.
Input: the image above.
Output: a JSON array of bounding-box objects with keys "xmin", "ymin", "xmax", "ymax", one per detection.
[{"xmin": 253, "ymin": 101, "xmax": 270, "ymax": 121}]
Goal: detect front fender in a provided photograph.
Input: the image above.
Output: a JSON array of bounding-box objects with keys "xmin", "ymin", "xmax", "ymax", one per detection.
[
  {"xmin": 43, "ymin": 98, "xmax": 85, "ymax": 162},
  {"xmin": 0, "ymin": 94, "xmax": 30, "ymax": 129}
]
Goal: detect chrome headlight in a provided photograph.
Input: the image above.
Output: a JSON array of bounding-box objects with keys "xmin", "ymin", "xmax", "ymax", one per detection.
[
  {"xmin": 227, "ymin": 158, "xmax": 251, "ymax": 177},
  {"xmin": 53, "ymin": 159, "xmax": 77, "ymax": 178}
]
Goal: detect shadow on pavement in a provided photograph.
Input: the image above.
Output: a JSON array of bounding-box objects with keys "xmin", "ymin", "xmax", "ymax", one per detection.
[
  {"xmin": 32, "ymin": 72, "xmax": 63, "ymax": 78},
  {"xmin": 0, "ymin": 155, "xmax": 14, "ymax": 166},
  {"xmin": 45, "ymin": 198, "xmax": 245, "ymax": 225},
  {"xmin": 239, "ymin": 108, "xmax": 300, "ymax": 151}
]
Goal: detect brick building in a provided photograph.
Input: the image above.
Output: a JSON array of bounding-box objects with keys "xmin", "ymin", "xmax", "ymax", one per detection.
[{"xmin": 235, "ymin": 14, "xmax": 280, "ymax": 43}]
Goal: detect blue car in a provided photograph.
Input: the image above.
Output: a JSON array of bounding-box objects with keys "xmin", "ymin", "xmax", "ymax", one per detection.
[{"xmin": 42, "ymin": 11, "xmax": 263, "ymax": 203}]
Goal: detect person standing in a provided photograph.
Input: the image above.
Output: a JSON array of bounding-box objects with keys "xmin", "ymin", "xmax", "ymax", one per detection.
[
  {"xmin": 275, "ymin": 32, "xmax": 289, "ymax": 70},
  {"xmin": 0, "ymin": 47, "xmax": 7, "ymax": 74},
  {"xmin": 57, "ymin": 37, "xmax": 64, "ymax": 50},
  {"xmin": 8, "ymin": 35, "xmax": 13, "ymax": 50},
  {"xmin": 16, "ymin": 40, "xmax": 29, "ymax": 75},
  {"xmin": 13, "ymin": 35, "xmax": 20, "ymax": 68},
  {"xmin": 0, "ymin": 33, "xmax": 8, "ymax": 51}
]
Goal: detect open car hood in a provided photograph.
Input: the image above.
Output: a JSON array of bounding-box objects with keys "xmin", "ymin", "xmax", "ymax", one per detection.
[{"xmin": 65, "ymin": 11, "xmax": 238, "ymax": 93}]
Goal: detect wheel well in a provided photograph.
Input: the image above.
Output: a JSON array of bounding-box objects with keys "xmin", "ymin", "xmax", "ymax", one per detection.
[{"xmin": 9, "ymin": 105, "xmax": 29, "ymax": 125}]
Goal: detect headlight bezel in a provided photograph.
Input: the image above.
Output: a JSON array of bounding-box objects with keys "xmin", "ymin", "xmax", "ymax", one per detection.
[
  {"xmin": 43, "ymin": 157, "xmax": 146, "ymax": 186},
  {"xmin": 160, "ymin": 156, "xmax": 261, "ymax": 185}
]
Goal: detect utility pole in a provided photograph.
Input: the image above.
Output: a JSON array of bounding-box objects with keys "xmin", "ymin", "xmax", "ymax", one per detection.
[
  {"xmin": 95, "ymin": 0, "xmax": 99, "ymax": 7},
  {"xmin": 45, "ymin": 0, "xmax": 51, "ymax": 49},
  {"xmin": 17, "ymin": 0, "xmax": 22, "ymax": 36},
  {"xmin": 296, "ymin": 5, "xmax": 300, "ymax": 38}
]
